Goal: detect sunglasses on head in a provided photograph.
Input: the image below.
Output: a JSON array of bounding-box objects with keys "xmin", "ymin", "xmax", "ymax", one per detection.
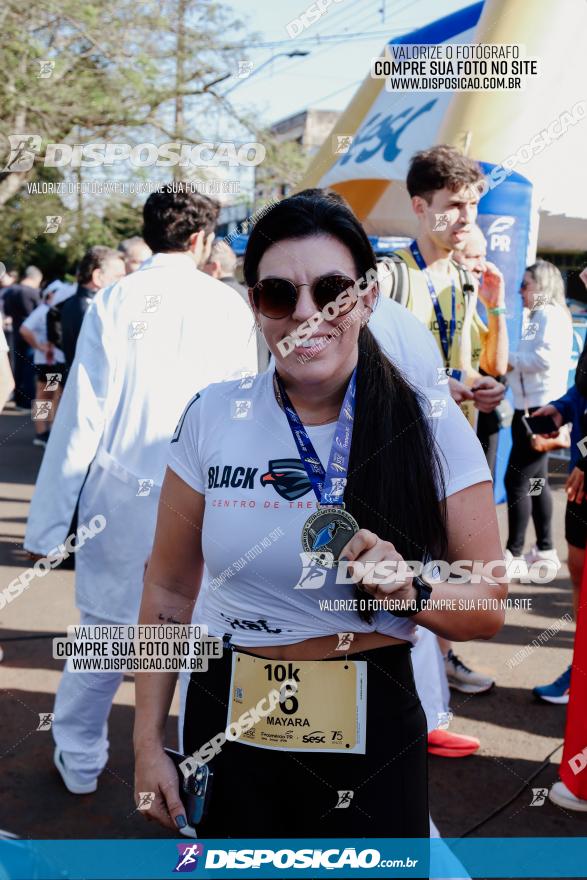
[{"xmin": 251, "ymin": 273, "xmax": 367, "ymax": 320}]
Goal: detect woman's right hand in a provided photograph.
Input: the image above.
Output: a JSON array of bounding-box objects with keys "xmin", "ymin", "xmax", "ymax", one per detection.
[
  {"xmin": 530, "ymin": 404, "xmax": 563, "ymax": 435},
  {"xmin": 566, "ymin": 467, "xmax": 585, "ymax": 505},
  {"xmin": 134, "ymin": 745, "xmax": 187, "ymax": 832}
]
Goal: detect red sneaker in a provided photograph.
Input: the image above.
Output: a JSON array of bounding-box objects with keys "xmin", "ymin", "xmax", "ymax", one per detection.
[{"xmin": 428, "ymin": 729, "xmax": 480, "ymax": 758}]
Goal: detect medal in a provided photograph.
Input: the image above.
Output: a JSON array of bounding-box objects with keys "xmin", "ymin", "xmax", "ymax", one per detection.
[
  {"xmin": 301, "ymin": 506, "xmax": 360, "ymax": 568},
  {"xmin": 274, "ymin": 369, "xmax": 359, "ymax": 568}
]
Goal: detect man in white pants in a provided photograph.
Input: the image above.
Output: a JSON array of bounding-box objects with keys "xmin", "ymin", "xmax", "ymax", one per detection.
[{"xmin": 25, "ymin": 185, "xmax": 257, "ymax": 794}]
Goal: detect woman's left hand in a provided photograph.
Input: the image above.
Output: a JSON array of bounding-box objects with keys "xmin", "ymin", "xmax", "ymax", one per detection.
[{"xmin": 339, "ymin": 529, "xmax": 417, "ymax": 604}]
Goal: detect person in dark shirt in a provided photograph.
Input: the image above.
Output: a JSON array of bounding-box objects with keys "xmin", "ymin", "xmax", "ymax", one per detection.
[
  {"xmin": 52, "ymin": 246, "xmax": 125, "ymax": 366},
  {"xmin": 2, "ymin": 266, "xmax": 43, "ymax": 408}
]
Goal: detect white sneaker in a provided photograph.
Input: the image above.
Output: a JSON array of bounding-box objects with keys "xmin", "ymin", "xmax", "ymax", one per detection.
[
  {"xmin": 53, "ymin": 747, "xmax": 97, "ymax": 794},
  {"xmin": 524, "ymin": 544, "xmax": 561, "ymax": 570},
  {"xmin": 444, "ymin": 650, "xmax": 495, "ymax": 694},
  {"xmin": 549, "ymin": 781, "xmax": 587, "ymax": 812},
  {"xmin": 504, "ymin": 549, "xmax": 529, "ymax": 581}
]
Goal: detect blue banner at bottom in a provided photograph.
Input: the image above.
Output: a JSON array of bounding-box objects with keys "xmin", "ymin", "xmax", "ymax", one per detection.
[{"xmin": 1, "ymin": 837, "xmax": 586, "ymax": 879}]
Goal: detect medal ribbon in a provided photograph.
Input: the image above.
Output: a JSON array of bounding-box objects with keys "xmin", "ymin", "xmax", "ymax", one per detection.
[
  {"xmin": 274, "ymin": 368, "xmax": 356, "ymax": 507},
  {"xmin": 410, "ymin": 240, "xmax": 456, "ymax": 364}
]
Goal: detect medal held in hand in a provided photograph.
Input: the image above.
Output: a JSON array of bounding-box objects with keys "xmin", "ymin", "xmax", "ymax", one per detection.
[{"xmin": 274, "ymin": 369, "xmax": 359, "ymax": 568}]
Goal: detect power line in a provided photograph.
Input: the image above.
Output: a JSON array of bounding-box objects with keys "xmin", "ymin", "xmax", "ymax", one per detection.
[
  {"xmin": 225, "ymin": 0, "xmax": 421, "ymax": 50},
  {"xmin": 219, "ymin": 28, "xmax": 408, "ymax": 51},
  {"xmin": 245, "ymin": 3, "xmax": 382, "ymax": 88},
  {"xmin": 232, "ymin": 0, "xmax": 421, "ymax": 121},
  {"xmin": 228, "ymin": 0, "xmax": 402, "ymax": 92},
  {"xmin": 277, "ymin": 1, "xmax": 383, "ymax": 68},
  {"xmin": 304, "ymin": 0, "xmax": 365, "ymax": 36},
  {"xmin": 308, "ymin": 0, "xmax": 376, "ymax": 38},
  {"xmin": 284, "ymin": 78, "xmax": 363, "ymax": 119}
]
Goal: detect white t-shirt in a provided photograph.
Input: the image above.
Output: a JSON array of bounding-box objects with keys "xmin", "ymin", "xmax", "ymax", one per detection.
[
  {"xmin": 21, "ymin": 303, "xmax": 66, "ymax": 366},
  {"xmin": 168, "ymin": 365, "xmax": 490, "ymax": 647},
  {"xmin": 369, "ymin": 294, "xmax": 444, "ymax": 387}
]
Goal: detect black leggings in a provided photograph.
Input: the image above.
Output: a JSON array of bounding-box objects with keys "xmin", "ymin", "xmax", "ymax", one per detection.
[
  {"xmin": 505, "ymin": 409, "xmax": 553, "ymax": 556},
  {"xmin": 183, "ymin": 642, "xmax": 429, "ymax": 844},
  {"xmin": 477, "ymin": 411, "xmax": 500, "ymax": 478}
]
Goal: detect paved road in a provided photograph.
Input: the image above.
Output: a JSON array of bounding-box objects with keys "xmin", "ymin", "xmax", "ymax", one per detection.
[{"xmin": 1, "ymin": 404, "xmax": 585, "ymax": 852}]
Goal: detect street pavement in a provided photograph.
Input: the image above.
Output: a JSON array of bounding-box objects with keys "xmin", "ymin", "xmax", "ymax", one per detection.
[{"xmin": 1, "ymin": 403, "xmax": 586, "ymax": 849}]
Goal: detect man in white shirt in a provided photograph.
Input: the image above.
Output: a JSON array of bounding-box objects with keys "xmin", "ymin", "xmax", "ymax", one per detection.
[{"xmin": 24, "ymin": 185, "xmax": 258, "ymax": 794}]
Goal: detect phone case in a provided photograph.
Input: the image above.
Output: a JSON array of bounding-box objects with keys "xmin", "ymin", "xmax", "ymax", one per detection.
[{"xmin": 164, "ymin": 747, "xmax": 214, "ymax": 826}]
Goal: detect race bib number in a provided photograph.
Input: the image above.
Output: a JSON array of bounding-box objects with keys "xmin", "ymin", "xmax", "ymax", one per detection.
[{"xmin": 227, "ymin": 652, "xmax": 366, "ymax": 754}]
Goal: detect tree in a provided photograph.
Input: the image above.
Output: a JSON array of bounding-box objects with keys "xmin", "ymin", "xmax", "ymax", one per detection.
[
  {"xmin": 254, "ymin": 137, "xmax": 310, "ymax": 208},
  {"xmin": 0, "ymin": 0, "xmax": 254, "ymax": 205},
  {"xmin": 0, "ymin": 162, "xmax": 144, "ymax": 279}
]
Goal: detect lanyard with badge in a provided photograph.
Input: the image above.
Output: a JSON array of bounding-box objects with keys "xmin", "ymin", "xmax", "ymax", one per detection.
[
  {"xmin": 274, "ymin": 367, "xmax": 359, "ymax": 568},
  {"xmin": 225, "ymin": 368, "xmax": 368, "ymax": 754},
  {"xmin": 410, "ymin": 240, "xmax": 456, "ymax": 365}
]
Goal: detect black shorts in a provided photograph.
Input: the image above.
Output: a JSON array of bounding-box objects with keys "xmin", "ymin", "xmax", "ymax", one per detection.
[
  {"xmin": 34, "ymin": 363, "xmax": 67, "ymax": 384},
  {"xmin": 183, "ymin": 642, "xmax": 429, "ymax": 843},
  {"xmin": 565, "ymin": 498, "xmax": 587, "ymax": 548}
]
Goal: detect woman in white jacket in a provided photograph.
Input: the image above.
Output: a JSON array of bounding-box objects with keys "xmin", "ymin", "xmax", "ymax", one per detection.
[{"xmin": 505, "ymin": 260, "xmax": 573, "ymax": 571}]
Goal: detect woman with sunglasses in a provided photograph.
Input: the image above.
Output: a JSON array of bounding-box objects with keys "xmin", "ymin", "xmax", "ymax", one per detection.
[
  {"xmin": 504, "ymin": 261, "xmax": 573, "ymax": 577},
  {"xmin": 134, "ymin": 190, "xmax": 505, "ymax": 847}
]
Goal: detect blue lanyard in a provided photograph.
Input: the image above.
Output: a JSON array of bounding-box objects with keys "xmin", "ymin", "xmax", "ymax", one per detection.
[
  {"xmin": 410, "ymin": 241, "xmax": 456, "ymax": 364},
  {"xmin": 274, "ymin": 369, "xmax": 356, "ymax": 507}
]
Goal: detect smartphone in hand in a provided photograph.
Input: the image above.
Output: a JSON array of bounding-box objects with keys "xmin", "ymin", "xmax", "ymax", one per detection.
[
  {"xmin": 164, "ymin": 747, "xmax": 214, "ymax": 826},
  {"xmin": 522, "ymin": 414, "xmax": 559, "ymax": 436}
]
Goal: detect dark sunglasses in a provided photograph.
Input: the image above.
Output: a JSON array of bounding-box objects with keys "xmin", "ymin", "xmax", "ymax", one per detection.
[
  {"xmin": 251, "ymin": 273, "xmax": 365, "ymax": 320},
  {"xmin": 520, "ymin": 280, "xmax": 529, "ymax": 289}
]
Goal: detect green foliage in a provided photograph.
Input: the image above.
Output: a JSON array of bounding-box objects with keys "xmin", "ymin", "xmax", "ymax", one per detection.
[
  {"xmin": 0, "ymin": 165, "xmax": 144, "ymax": 279},
  {"xmin": 255, "ymin": 137, "xmax": 310, "ymax": 202},
  {"xmin": 0, "ymin": 0, "xmax": 303, "ymax": 274}
]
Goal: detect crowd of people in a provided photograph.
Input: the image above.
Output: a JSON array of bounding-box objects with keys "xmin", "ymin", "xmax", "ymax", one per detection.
[{"xmin": 1, "ymin": 144, "xmax": 586, "ymax": 850}]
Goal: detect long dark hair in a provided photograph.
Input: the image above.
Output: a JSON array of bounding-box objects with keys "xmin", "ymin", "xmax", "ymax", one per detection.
[{"xmin": 244, "ymin": 189, "xmax": 448, "ymax": 620}]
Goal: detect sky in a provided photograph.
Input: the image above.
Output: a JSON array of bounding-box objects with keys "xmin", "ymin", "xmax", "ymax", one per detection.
[{"xmin": 224, "ymin": 0, "xmax": 473, "ymax": 126}]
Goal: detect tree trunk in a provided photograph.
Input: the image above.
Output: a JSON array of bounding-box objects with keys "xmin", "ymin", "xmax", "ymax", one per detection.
[{"xmin": 0, "ymin": 171, "xmax": 32, "ymax": 206}]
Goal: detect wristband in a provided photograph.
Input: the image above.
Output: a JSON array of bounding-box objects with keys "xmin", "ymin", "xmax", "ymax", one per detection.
[
  {"xmin": 489, "ymin": 306, "xmax": 506, "ymax": 315},
  {"xmin": 389, "ymin": 575, "xmax": 433, "ymax": 617}
]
